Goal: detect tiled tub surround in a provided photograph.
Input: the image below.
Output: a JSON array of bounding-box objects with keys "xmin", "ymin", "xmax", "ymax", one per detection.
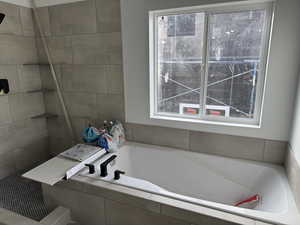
[
  {"xmin": 0, "ymin": 1, "xmax": 49, "ymax": 178},
  {"xmin": 285, "ymin": 147, "xmax": 300, "ymax": 211},
  {"xmin": 125, "ymin": 123, "xmax": 287, "ymax": 164},
  {"xmin": 43, "ymin": 176, "xmax": 274, "ymax": 225},
  {"xmin": 75, "ymin": 142, "xmax": 299, "ymax": 225},
  {"xmin": 34, "ymin": 0, "xmax": 124, "ymax": 155}
]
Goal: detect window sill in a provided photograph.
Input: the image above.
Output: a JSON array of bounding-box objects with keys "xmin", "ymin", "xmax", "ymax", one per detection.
[{"xmin": 150, "ymin": 115, "xmax": 261, "ymax": 129}]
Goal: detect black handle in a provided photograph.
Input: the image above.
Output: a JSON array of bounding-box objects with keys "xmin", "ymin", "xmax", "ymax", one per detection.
[
  {"xmin": 114, "ymin": 170, "xmax": 125, "ymax": 180},
  {"xmin": 85, "ymin": 164, "xmax": 95, "ymax": 174}
]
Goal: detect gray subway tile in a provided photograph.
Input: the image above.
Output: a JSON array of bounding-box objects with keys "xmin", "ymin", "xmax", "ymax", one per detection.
[
  {"xmin": 78, "ymin": 181, "xmax": 161, "ymax": 214},
  {"xmin": 263, "ymin": 140, "xmax": 287, "ymax": 164},
  {"xmin": 18, "ymin": 65, "xmax": 42, "ymax": 92},
  {"xmin": 20, "ymin": 6, "xmax": 35, "ymax": 36},
  {"xmin": 0, "ymin": 2, "xmax": 22, "ymax": 35},
  {"xmin": 0, "ymin": 96, "xmax": 12, "ymax": 125},
  {"xmin": 0, "ymin": 36, "xmax": 38, "ymax": 64},
  {"xmin": 285, "ymin": 147, "xmax": 300, "ymax": 209},
  {"xmin": 0, "ymin": 151, "xmax": 15, "ymax": 179},
  {"xmin": 161, "ymin": 204, "xmax": 239, "ymax": 225},
  {"xmin": 106, "ymin": 65, "xmax": 123, "ymax": 94},
  {"xmin": 48, "ymin": 136, "xmax": 73, "ymax": 156},
  {"xmin": 40, "ymin": 65, "xmax": 61, "ymax": 90},
  {"xmin": 14, "ymin": 136, "xmax": 49, "ymax": 172},
  {"xmin": 37, "ymin": 36, "xmax": 72, "ymax": 64},
  {"xmin": 0, "ymin": 65, "xmax": 20, "ymax": 94},
  {"xmin": 189, "ymin": 131, "xmax": 265, "ymax": 161},
  {"xmin": 64, "ymin": 92, "xmax": 97, "ymax": 118},
  {"xmin": 9, "ymin": 93, "xmax": 45, "ymax": 121},
  {"xmin": 49, "ymin": 0, "xmax": 97, "ymax": 36},
  {"xmin": 106, "ymin": 199, "xmax": 186, "ymax": 225},
  {"xmin": 129, "ymin": 123, "xmax": 189, "ymax": 150},
  {"xmin": 44, "ymin": 92, "xmax": 63, "ymax": 116},
  {"xmin": 43, "ymin": 185, "xmax": 106, "ymax": 225},
  {"xmin": 13, "ymin": 119, "xmax": 48, "ymax": 145},
  {"xmin": 35, "ymin": 7, "xmax": 51, "ymax": 36},
  {"xmin": 72, "ymin": 33, "xmax": 122, "ymax": 65},
  {"xmin": 61, "ymin": 65, "xmax": 107, "ymax": 94},
  {"xmin": 96, "ymin": 0, "xmax": 121, "ymax": 33}
]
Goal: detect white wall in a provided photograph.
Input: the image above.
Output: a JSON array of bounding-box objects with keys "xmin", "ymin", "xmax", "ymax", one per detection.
[
  {"xmin": 121, "ymin": 0, "xmax": 300, "ymax": 141},
  {"xmin": 290, "ymin": 71, "xmax": 300, "ymax": 160}
]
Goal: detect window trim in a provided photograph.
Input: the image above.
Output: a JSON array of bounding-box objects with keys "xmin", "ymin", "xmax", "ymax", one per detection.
[{"xmin": 149, "ymin": 1, "xmax": 275, "ymax": 126}]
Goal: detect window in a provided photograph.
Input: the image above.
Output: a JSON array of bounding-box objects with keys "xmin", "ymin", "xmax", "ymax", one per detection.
[{"xmin": 149, "ymin": 2, "xmax": 273, "ymax": 125}]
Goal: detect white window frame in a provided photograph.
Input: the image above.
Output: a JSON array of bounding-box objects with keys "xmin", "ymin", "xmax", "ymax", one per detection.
[{"xmin": 149, "ymin": 1, "xmax": 274, "ymax": 126}]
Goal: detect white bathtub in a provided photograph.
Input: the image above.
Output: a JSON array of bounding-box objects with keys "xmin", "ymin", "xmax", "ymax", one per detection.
[{"xmin": 79, "ymin": 142, "xmax": 300, "ymax": 225}]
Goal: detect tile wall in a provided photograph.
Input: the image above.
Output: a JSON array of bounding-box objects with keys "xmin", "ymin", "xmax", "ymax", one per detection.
[
  {"xmin": 38, "ymin": 0, "xmax": 288, "ymax": 164},
  {"xmin": 35, "ymin": 0, "xmax": 124, "ymax": 155},
  {"xmin": 0, "ymin": 1, "xmax": 49, "ymax": 178}
]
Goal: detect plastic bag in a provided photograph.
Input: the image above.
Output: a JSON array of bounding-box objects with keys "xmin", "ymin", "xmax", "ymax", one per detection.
[
  {"xmin": 110, "ymin": 121, "xmax": 125, "ymax": 148},
  {"xmin": 82, "ymin": 126, "xmax": 100, "ymax": 143}
]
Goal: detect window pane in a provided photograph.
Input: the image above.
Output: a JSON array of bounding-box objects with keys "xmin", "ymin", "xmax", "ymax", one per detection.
[
  {"xmin": 157, "ymin": 13, "xmax": 205, "ymax": 116},
  {"xmin": 206, "ymin": 10, "xmax": 266, "ymax": 119}
]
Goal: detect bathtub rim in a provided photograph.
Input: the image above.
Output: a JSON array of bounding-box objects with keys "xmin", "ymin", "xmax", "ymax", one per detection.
[{"xmin": 73, "ymin": 141, "xmax": 300, "ymax": 225}]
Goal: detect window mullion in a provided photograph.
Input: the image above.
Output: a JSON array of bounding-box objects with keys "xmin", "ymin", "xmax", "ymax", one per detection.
[{"xmin": 199, "ymin": 12, "xmax": 210, "ymax": 119}]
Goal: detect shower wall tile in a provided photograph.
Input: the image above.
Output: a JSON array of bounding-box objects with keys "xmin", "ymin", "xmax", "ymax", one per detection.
[
  {"xmin": 189, "ymin": 131, "xmax": 265, "ymax": 161},
  {"xmin": 40, "ymin": 65, "xmax": 61, "ymax": 90},
  {"xmin": 0, "ymin": 152, "xmax": 16, "ymax": 179},
  {"xmin": 0, "ymin": 36, "xmax": 38, "ymax": 64},
  {"xmin": 18, "ymin": 65, "xmax": 42, "ymax": 92},
  {"xmin": 49, "ymin": 0, "xmax": 97, "ymax": 36},
  {"xmin": 0, "ymin": 96, "xmax": 12, "ymax": 124},
  {"xmin": 0, "ymin": 2, "xmax": 22, "ymax": 35},
  {"xmin": 71, "ymin": 32, "xmax": 122, "ymax": 65},
  {"xmin": 20, "ymin": 7, "xmax": 35, "ymax": 37},
  {"xmin": 8, "ymin": 92, "xmax": 45, "ymax": 121},
  {"xmin": 96, "ymin": 94, "xmax": 125, "ymax": 122},
  {"xmin": 44, "ymin": 92, "xmax": 63, "ymax": 115},
  {"xmin": 35, "ymin": 7, "xmax": 52, "ymax": 37},
  {"xmin": 13, "ymin": 119, "xmax": 48, "ymax": 145},
  {"xmin": 14, "ymin": 136, "xmax": 49, "ymax": 172},
  {"xmin": 96, "ymin": 0, "xmax": 121, "ymax": 33},
  {"xmin": 0, "ymin": 1, "xmax": 48, "ymax": 178},
  {"xmin": 61, "ymin": 65, "xmax": 107, "ymax": 94},
  {"xmin": 64, "ymin": 92, "xmax": 97, "ymax": 118},
  {"xmin": 0, "ymin": 65, "xmax": 20, "ymax": 94},
  {"xmin": 76, "ymin": 180, "xmax": 161, "ymax": 214},
  {"xmin": 36, "ymin": 36, "xmax": 73, "ymax": 64},
  {"xmin": 106, "ymin": 65, "xmax": 124, "ymax": 94}
]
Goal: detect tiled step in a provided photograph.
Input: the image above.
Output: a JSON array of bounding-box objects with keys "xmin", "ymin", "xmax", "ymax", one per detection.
[{"xmin": 40, "ymin": 206, "xmax": 71, "ymax": 225}]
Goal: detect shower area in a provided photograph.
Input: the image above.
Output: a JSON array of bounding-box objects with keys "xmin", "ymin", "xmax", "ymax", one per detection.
[
  {"xmin": 0, "ymin": 0, "xmax": 123, "ymax": 222},
  {"xmin": 0, "ymin": 0, "xmax": 86, "ymax": 222}
]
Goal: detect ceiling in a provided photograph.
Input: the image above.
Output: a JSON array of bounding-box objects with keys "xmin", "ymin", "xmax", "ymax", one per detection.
[{"xmin": 0, "ymin": 0, "xmax": 86, "ymax": 8}]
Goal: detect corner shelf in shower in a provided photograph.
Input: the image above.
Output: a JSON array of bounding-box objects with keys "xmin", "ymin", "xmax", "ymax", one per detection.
[
  {"xmin": 31, "ymin": 113, "xmax": 58, "ymax": 120},
  {"xmin": 23, "ymin": 63, "xmax": 50, "ymax": 66},
  {"xmin": 26, "ymin": 88, "xmax": 55, "ymax": 93}
]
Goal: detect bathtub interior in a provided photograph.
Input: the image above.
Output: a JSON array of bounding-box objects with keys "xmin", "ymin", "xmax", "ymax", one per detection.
[{"xmin": 88, "ymin": 143, "xmax": 287, "ymax": 213}]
